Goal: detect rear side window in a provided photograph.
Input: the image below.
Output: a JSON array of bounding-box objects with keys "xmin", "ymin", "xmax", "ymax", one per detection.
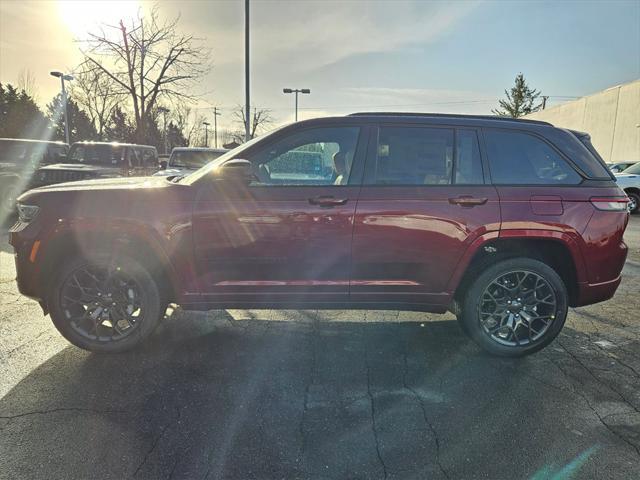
[
  {"xmin": 484, "ymin": 129, "xmax": 581, "ymax": 185},
  {"xmin": 455, "ymin": 130, "xmax": 484, "ymax": 184},
  {"xmin": 374, "ymin": 127, "xmax": 454, "ymax": 185}
]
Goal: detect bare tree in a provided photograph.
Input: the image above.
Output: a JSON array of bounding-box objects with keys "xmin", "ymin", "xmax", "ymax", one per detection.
[
  {"xmin": 80, "ymin": 6, "xmax": 211, "ymax": 142},
  {"xmin": 72, "ymin": 63, "xmax": 124, "ymax": 139},
  {"xmin": 233, "ymin": 105, "xmax": 273, "ymax": 141},
  {"xmin": 17, "ymin": 68, "xmax": 38, "ymax": 101}
]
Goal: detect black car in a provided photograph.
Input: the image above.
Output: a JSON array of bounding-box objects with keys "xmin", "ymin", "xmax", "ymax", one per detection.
[
  {"xmin": 0, "ymin": 138, "xmax": 68, "ymax": 216},
  {"xmin": 34, "ymin": 142, "xmax": 159, "ymax": 187}
]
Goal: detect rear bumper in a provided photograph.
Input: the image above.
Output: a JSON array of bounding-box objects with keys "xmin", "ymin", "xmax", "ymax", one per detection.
[{"xmin": 574, "ymin": 275, "xmax": 622, "ymax": 307}]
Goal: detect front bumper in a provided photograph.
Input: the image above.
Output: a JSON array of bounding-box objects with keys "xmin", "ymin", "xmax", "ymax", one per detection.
[{"xmin": 9, "ymin": 222, "xmax": 45, "ymax": 302}]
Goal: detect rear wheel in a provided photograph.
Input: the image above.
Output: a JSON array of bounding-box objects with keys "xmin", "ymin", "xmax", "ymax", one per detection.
[
  {"xmin": 47, "ymin": 254, "xmax": 164, "ymax": 353},
  {"xmin": 626, "ymin": 191, "xmax": 639, "ymax": 214},
  {"xmin": 459, "ymin": 258, "xmax": 568, "ymax": 357}
]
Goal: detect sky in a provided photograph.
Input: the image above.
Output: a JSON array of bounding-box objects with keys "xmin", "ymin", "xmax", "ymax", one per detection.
[{"xmin": 1, "ymin": 0, "xmax": 639, "ymax": 133}]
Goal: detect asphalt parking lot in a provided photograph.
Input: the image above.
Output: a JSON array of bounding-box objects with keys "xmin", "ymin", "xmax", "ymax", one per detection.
[{"xmin": 1, "ymin": 217, "xmax": 639, "ymax": 480}]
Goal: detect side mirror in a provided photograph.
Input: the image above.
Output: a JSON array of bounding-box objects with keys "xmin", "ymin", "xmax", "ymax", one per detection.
[
  {"xmin": 216, "ymin": 159, "xmax": 255, "ymax": 183},
  {"xmin": 159, "ymin": 160, "xmax": 168, "ymax": 170}
]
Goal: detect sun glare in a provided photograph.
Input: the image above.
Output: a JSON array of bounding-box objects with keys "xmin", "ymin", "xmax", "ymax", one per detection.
[{"xmin": 57, "ymin": 0, "xmax": 141, "ymax": 39}]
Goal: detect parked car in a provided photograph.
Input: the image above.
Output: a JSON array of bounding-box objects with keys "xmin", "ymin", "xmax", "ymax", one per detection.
[
  {"xmin": 10, "ymin": 113, "xmax": 629, "ymax": 357},
  {"xmin": 153, "ymin": 147, "xmax": 228, "ymax": 178},
  {"xmin": 0, "ymin": 138, "xmax": 68, "ymax": 216},
  {"xmin": 32, "ymin": 142, "xmax": 158, "ymax": 187},
  {"xmin": 614, "ymin": 161, "xmax": 640, "ymax": 213},
  {"xmin": 607, "ymin": 160, "xmax": 638, "ymax": 173}
]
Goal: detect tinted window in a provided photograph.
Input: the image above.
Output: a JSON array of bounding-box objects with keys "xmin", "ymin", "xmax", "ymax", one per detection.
[
  {"xmin": 455, "ymin": 130, "xmax": 484, "ymax": 184},
  {"xmin": 171, "ymin": 151, "xmax": 222, "ymax": 169},
  {"xmin": 484, "ymin": 130, "xmax": 581, "ymax": 185},
  {"xmin": 373, "ymin": 127, "xmax": 453, "ymax": 185},
  {"xmin": 142, "ymin": 149, "xmax": 156, "ymax": 166},
  {"xmin": 69, "ymin": 144, "xmax": 125, "ymax": 166},
  {"xmin": 249, "ymin": 127, "xmax": 360, "ymax": 186}
]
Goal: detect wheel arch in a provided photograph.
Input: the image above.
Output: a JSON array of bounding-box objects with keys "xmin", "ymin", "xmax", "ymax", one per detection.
[
  {"xmin": 448, "ymin": 231, "xmax": 586, "ymax": 307},
  {"xmin": 39, "ymin": 223, "xmax": 179, "ymax": 305}
]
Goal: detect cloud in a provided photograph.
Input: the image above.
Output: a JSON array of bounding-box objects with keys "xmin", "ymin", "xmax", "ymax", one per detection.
[{"xmin": 250, "ymin": 1, "xmax": 482, "ymax": 69}]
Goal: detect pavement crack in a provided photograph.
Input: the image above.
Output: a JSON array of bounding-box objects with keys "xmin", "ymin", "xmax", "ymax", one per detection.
[
  {"xmin": 299, "ymin": 316, "xmax": 319, "ymax": 459},
  {"xmin": 133, "ymin": 405, "xmax": 182, "ymax": 478},
  {"xmin": 402, "ymin": 345, "xmax": 450, "ymax": 480},
  {"xmin": 0, "ymin": 406, "xmax": 126, "ymax": 419},
  {"xmin": 548, "ymin": 353, "xmax": 640, "ymax": 458},
  {"xmin": 364, "ymin": 335, "xmax": 388, "ymax": 479}
]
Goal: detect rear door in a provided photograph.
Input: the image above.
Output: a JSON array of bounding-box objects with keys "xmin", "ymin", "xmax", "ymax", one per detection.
[{"xmin": 350, "ymin": 124, "xmax": 501, "ymax": 306}]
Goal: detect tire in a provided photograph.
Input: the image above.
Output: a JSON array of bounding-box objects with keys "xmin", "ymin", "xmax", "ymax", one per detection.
[
  {"xmin": 47, "ymin": 254, "xmax": 164, "ymax": 353},
  {"xmin": 459, "ymin": 257, "xmax": 568, "ymax": 357},
  {"xmin": 626, "ymin": 191, "xmax": 639, "ymax": 214}
]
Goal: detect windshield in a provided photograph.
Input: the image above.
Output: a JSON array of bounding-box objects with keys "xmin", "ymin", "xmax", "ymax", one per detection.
[
  {"xmin": 169, "ymin": 150, "xmax": 226, "ymax": 169},
  {"xmin": 68, "ymin": 144, "xmax": 125, "ymax": 166},
  {"xmin": 0, "ymin": 140, "xmax": 47, "ymax": 164},
  {"xmin": 623, "ymin": 162, "xmax": 640, "ymax": 174}
]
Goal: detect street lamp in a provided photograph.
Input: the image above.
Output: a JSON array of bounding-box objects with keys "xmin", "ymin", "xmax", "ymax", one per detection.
[
  {"xmin": 283, "ymin": 88, "xmax": 311, "ymax": 122},
  {"xmin": 50, "ymin": 70, "xmax": 74, "ymax": 144},
  {"xmin": 157, "ymin": 106, "xmax": 169, "ymax": 154},
  {"xmin": 203, "ymin": 121, "xmax": 210, "ymax": 147}
]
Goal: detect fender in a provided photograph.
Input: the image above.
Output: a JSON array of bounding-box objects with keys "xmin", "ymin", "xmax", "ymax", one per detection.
[
  {"xmin": 445, "ymin": 228, "xmax": 588, "ymax": 294},
  {"xmin": 38, "ymin": 217, "xmax": 186, "ymax": 302}
]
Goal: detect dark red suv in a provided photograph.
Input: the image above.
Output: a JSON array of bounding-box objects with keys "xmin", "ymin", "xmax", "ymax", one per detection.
[{"xmin": 10, "ymin": 113, "xmax": 629, "ymax": 356}]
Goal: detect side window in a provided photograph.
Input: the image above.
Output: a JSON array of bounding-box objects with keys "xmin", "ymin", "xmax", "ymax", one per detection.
[
  {"xmin": 142, "ymin": 149, "xmax": 156, "ymax": 167},
  {"xmin": 129, "ymin": 148, "xmax": 141, "ymax": 167},
  {"xmin": 484, "ymin": 130, "xmax": 581, "ymax": 185},
  {"xmin": 372, "ymin": 127, "xmax": 454, "ymax": 185},
  {"xmin": 455, "ymin": 130, "xmax": 484, "ymax": 184},
  {"xmin": 249, "ymin": 126, "xmax": 360, "ymax": 186}
]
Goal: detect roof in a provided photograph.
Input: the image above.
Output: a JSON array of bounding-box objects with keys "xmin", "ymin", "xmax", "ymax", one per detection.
[
  {"xmin": 0, "ymin": 138, "xmax": 68, "ymax": 146},
  {"xmin": 72, "ymin": 141, "xmax": 156, "ymax": 148},
  {"xmin": 347, "ymin": 112, "xmax": 552, "ymax": 126},
  {"xmin": 172, "ymin": 147, "xmax": 228, "ymax": 152}
]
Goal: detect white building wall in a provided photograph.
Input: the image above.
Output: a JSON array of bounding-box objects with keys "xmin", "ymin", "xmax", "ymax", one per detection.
[{"xmin": 525, "ymin": 80, "xmax": 640, "ymax": 163}]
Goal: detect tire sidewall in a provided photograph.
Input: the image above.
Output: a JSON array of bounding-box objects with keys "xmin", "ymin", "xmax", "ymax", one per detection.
[
  {"xmin": 460, "ymin": 258, "xmax": 568, "ymax": 357},
  {"xmin": 47, "ymin": 254, "xmax": 163, "ymax": 353},
  {"xmin": 627, "ymin": 192, "xmax": 639, "ymax": 214}
]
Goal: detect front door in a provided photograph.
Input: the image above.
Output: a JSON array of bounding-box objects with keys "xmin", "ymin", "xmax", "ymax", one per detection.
[
  {"xmin": 192, "ymin": 124, "xmax": 367, "ymax": 305},
  {"xmin": 350, "ymin": 125, "xmax": 501, "ymax": 307}
]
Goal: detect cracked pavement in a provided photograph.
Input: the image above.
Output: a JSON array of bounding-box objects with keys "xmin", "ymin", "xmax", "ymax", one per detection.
[{"xmin": 1, "ymin": 217, "xmax": 639, "ymax": 479}]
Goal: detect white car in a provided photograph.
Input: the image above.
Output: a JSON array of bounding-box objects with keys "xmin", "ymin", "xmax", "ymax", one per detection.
[
  {"xmin": 154, "ymin": 147, "xmax": 228, "ymax": 177},
  {"xmin": 615, "ymin": 161, "xmax": 640, "ymax": 213},
  {"xmin": 607, "ymin": 160, "xmax": 638, "ymax": 174}
]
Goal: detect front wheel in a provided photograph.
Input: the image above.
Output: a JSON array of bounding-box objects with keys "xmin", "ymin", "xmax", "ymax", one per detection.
[
  {"xmin": 47, "ymin": 254, "xmax": 164, "ymax": 353},
  {"xmin": 626, "ymin": 191, "xmax": 639, "ymax": 214},
  {"xmin": 459, "ymin": 258, "xmax": 568, "ymax": 357}
]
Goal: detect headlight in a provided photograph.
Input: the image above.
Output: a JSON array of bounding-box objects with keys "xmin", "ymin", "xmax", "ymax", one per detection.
[{"xmin": 16, "ymin": 204, "xmax": 40, "ymax": 223}]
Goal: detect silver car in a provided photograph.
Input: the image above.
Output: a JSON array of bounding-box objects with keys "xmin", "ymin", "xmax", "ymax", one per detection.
[{"xmin": 154, "ymin": 147, "xmax": 228, "ymax": 178}]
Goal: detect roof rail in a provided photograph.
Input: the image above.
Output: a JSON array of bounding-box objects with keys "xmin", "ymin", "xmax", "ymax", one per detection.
[{"xmin": 347, "ymin": 112, "xmax": 552, "ymax": 126}]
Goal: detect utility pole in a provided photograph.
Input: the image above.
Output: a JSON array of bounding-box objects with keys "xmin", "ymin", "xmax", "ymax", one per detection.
[
  {"xmin": 50, "ymin": 71, "xmax": 74, "ymax": 144},
  {"xmin": 158, "ymin": 106, "xmax": 169, "ymax": 154},
  {"xmin": 244, "ymin": 0, "xmax": 251, "ymax": 142},
  {"xmin": 283, "ymin": 88, "xmax": 311, "ymax": 122},
  {"xmin": 542, "ymin": 96, "xmax": 549, "ymax": 110},
  {"xmin": 213, "ymin": 107, "xmax": 221, "ymax": 148},
  {"xmin": 203, "ymin": 121, "xmax": 210, "ymax": 147}
]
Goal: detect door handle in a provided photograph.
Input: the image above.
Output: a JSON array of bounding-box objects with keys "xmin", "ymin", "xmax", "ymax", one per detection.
[
  {"xmin": 308, "ymin": 196, "xmax": 348, "ymax": 207},
  {"xmin": 448, "ymin": 196, "xmax": 488, "ymax": 207}
]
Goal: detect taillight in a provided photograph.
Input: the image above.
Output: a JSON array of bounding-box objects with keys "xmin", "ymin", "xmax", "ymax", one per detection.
[{"xmin": 590, "ymin": 197, "xmax": 630, "ymax": 212}]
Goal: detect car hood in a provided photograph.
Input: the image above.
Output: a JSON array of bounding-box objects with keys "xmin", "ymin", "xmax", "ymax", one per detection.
[
  {"xmin": 153, "ymin": 167, "xmax": 195, "ymax": 177},
  {"xmin": 38, "ymin": 163, "xmax": 111, "ymax": 172}
]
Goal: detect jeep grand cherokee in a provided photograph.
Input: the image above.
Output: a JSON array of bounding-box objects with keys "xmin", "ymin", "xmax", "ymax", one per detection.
[{"xmin": 10, "ymin": 113, "xmax": 629, "ymax": 356}]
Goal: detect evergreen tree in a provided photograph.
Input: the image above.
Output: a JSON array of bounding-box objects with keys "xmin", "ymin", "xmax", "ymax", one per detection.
[
  {"xmin": 104, "ymin": 106, "xmax": 134, "ymax": 143},
  {"xmin": 0, "ymin": 83, "xmax": 48, "ymax": 139},
  {"xmin": 492, "ymin": 73, "xmax": 542, "ymax": 118},
  {"xmin": 46, "ymin": 94, "xmax": 98, "ymax": 143}
]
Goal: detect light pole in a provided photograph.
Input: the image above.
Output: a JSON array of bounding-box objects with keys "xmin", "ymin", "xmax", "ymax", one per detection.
[
  {"xmin": 50, "ymin": 71, "xmax": 74, "ymax": 144},
  {"xmin": 244, "ymin": 0, "xmax": 250, "ymax": 141},
  {"xmin": 212, "ymin": 107, "xmax": 221, "ymax": 148},
  {"xmin": 203, "ymin": 121, "xmax": 210, "ymax": 147},
  {"xmin": 283, "ymin": 88, "xmax": 311, "ymax": 122},
  {"xmin": 157, "ymin": 106, "xmax": 169, "ymax": 154}
]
